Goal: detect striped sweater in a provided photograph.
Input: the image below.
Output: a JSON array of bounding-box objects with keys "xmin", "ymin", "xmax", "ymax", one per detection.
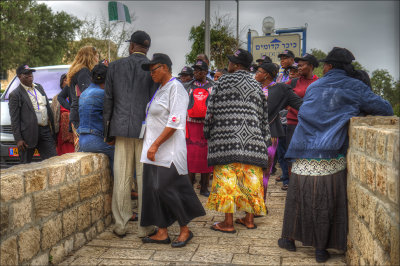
[{"xmin": 204, "ymin": 70, "xmax": 271, "ymax": 168}]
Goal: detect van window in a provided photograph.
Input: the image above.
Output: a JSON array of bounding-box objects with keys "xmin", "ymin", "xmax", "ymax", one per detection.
[{"xmin": 3, "ymin": 68, "xmax": 69, "ymax": 101}]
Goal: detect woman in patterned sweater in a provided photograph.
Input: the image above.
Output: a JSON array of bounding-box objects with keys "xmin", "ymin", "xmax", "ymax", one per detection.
[{"xmin": 204, "ymin": 49, "xmax": 271, "ymax": 232}]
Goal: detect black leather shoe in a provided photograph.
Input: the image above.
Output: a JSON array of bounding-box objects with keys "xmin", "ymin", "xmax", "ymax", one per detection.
[
  {"xmin": 200, "ymin": 190, "xmax": 210, "ymax": 197},
  {"xmin": 171, "ymin": 231, "xmax": 193, "ymax": 248},
  {"xmin": 141, "ymin": 236, "xmax": 171, "ymax": 244},
  {"xmin": 315, "ymin": 249, "xmax": 330, "ymax": 263},
  {"xmin": 278, "ymin": 238, "xmax": 296, "ymax": 252}
]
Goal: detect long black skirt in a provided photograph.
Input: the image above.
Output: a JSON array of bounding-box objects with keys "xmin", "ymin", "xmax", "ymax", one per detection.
[
  {"xmin": 281, "ymin": 169, "xmax": 348, "ymax": 251},
  {"xmin": 141, "ymin": 163, "xmax": 206, "ymax": 228}
]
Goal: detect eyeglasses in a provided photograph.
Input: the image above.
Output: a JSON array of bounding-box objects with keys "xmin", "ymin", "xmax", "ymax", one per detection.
[{"xmin": 150, "ymin": 65, "xmax": 162, "ymax": 74}]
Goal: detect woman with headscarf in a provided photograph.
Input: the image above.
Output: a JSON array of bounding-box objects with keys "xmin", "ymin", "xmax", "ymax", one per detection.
[
  {"xmin": 66, "ymin": 46, "xmax": 99, "ymax": 151},
  {"xmin": 140, "ymin": 53, "xmax": 205, "ymax": 247},
  {"xmin": 278, "ymin": 47, "xmax": 393, "ymax": 263},
  {"xmin": 254, "ymin": 63, "xmax": 303, "ymax": 201}
]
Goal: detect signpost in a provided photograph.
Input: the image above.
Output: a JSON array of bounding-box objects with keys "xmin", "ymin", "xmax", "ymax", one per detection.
[{"xmin": 251, "ymin": 34, "xmax": 301, "ymax": 64}]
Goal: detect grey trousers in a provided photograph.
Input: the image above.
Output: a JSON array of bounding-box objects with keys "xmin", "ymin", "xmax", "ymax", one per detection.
[{"xmin": 112, "ymin": 137, "xmax": 155, "ymax": 237}]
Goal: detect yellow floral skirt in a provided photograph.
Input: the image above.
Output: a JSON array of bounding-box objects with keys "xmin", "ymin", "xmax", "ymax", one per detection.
[{"xmin": 206, "ymin": 163, "xmax": 266, "ymax": 215}]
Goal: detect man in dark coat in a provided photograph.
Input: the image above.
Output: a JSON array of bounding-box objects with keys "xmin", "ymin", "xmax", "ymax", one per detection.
[
  {"xmin": 103, "ymin": 30, "xmax": 158, "ymax": 238},
  {"xmin": 8, "ymin": 65, "xmax": 57, "ymax": 164}
]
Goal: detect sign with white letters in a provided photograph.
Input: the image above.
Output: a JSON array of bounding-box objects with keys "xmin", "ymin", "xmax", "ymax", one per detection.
[{"xmin": 252, "ymin": 34, "xmax": 301, "ymax": 64}]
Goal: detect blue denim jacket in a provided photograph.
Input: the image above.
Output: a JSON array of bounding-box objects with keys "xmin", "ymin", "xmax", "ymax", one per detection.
[
  {"xmin": 286, "ymin": 69, "xmax": 393, "ymax": 159},
  {"xmin": 77, "ymin": 83, "xmax": 105, "ymax": 137}
]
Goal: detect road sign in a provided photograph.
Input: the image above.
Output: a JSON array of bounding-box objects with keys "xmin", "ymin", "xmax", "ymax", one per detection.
[{"xmin": 251, "ymin": 34, "xmax": 301, "ymax": 64}]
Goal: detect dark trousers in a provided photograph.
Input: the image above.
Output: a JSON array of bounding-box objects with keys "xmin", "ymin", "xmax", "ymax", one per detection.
[
  {"xmin": 277, "ymin": 125, "xmax": 289, "ymax": 185},
  {"xmin": 18, "ymin": 126, "xmax": 57, "ymax": 164}
]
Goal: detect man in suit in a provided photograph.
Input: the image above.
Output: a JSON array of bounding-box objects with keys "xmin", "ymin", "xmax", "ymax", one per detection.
[{"xmin": 8, "ymin": 64, "xmax": 57, "ymax": 164}]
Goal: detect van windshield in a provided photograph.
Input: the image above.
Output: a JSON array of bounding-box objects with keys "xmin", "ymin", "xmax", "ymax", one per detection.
[{"xmin": 3, "ymin": 67, "xmax": 69, "ymax": 101}]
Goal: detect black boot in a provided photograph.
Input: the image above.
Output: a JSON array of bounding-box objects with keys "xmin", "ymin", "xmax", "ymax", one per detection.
[
  {"xmin": 189, "ymin": 173, "xmax": 196, "ymax": 186},
  {"xmin": 199, "ymin": 174, "xmax": 210, "ymax": 197}
]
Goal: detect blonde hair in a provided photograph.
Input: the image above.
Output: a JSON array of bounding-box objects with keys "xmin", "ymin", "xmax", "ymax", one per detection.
[{"xmin": 66, "ymin": 46, "xmax": 98, "ymax": 86}]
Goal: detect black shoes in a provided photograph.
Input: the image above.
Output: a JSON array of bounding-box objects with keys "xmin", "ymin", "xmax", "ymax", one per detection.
[
  {"xmin": 315, "ymin": 249, "xmax": 330, "ymax": 263},
  {"xmin": 200, "ymin": 189, "xmax": 210, "ymax": 197},
  {"xmin": 171, "ymin": 231, "xmax": 193, "ymax": 248},
  {"xmin": 141, "ymin": 236, "xmax": 171, "ymax": 244},
  {"xmin": 278, "ymin": 238, "xmax": 296, "ymax": 252}
]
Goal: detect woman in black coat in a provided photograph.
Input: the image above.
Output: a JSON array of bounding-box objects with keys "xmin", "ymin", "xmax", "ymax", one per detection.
[{"xmin": 255, "ymin": 62, "xmax": 303, "ymax": 194}]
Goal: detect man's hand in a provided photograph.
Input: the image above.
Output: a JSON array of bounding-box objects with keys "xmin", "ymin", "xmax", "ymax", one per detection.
[
  {"xmin": 147, "ymin": 142, "xmax": 159, "ymax": 161},
  {"xmin": 17, "ymin": 140, "xmax": 28, "ymax": 152}
]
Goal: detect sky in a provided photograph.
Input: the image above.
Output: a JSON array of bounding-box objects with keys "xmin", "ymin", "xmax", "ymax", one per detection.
[{"xmin": 38, "ymin": 1, "xmax": 399, "ymax": 79}]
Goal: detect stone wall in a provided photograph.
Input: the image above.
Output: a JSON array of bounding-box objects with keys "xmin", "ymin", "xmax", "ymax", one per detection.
[
  {"xmin": 0, "ymin": 153, "xmax": 112, "ymax": 265},
  {"xmin": 347, "ymin": 116, "xmax": 399, "ymax": 265}
]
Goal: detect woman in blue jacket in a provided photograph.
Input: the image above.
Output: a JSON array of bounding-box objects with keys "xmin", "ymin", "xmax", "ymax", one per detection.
[
  {"xmin": 78, "ymin": 63, "xmax": 115, "ymax": 170},
  {"xmin": 277, "ymin": 47, "xmax": 393, "ymax": 263}
]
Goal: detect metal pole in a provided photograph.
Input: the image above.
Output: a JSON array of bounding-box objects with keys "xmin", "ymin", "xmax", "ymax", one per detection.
[
  {"xmin": 247, "ymin": 29, "xmax": 251, "ymax": 53},
  {"xmin": 302, "ymin": 27, "xmax": 307, "ymax": 55},
  {"xmin": 108, "ymin": 20, "xmax": 111, "ymax": 61},
  {"xmin": 205, "ymin": 0, "xmax": 211, "ymax": 59},
  {"xmin": 236, "ymin": 0, "xmax": 239, "ymax": 47}
]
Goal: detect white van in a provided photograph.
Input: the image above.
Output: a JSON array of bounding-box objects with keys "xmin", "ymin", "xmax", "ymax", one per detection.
[{"xmin": 0, "ymin": 65, "xmax": 70, "ymax": 168}]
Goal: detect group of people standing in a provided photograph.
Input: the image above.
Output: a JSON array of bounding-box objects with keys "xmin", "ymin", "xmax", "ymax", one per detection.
[{"xmin": 9, "ymin": 29, "xmax": 394, "ymax": 261}]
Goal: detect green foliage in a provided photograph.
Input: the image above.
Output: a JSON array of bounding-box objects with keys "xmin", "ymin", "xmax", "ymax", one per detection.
[
  {"xmin": 186, "ymin": 14, "xmax": 239, "ymax": 69},
  {"xmin": 309, "ymin": 48, "xmax": 326, "ymax": 78},
  {"xmin": 0, "ymin": 0, "xmax": 81, "ymax": 71},
  {"xmin": 371, "ymin": 69, "xmax": 400, "ymax": 116}
]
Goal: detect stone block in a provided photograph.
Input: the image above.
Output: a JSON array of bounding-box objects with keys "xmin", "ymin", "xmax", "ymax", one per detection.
[
  {"xmin": 374, "ymin": 204, "xmax": 391, "ymax": 253},
  {"xmin": 85, "ymin": 225, "xmax": 97, "ymax": 242},
  {"xmin": 59, "ymin": 183, "xmax": 79, "ymax": 210},
  {"xmin": 49, "ymin": 243, "xmax": 65, "ymax": 265},
  {"xmin": 357, "ymin": 186, "xmax": 377, "ymax": 232},
  {"xmin": 18, "ymin": 227, "xmax": 40, "ymax": 263},
  {"xmin": 374, "ymin": 239, "xmax": 391, "ymax": 265},
  {"xmin": 77, "ymin": 201, "xmax": 91, "ymax": 231},
  {"xmin": 365, "ymin": 128, "xmax": 377, "ymax": 157},
  {"xmin": 33, "ymin": 189, "xmax": 59, "ymax": 219},
  {"xmin": 375, "ymin": 130, "xmax": 388, "ymax": 161},
  {"xmin": 0, "ymin": 204, "xmax": 9, "ymax": 236},
  {"xmin": 64, "ymin": 236, "xmax": 74, "ymax": 255},
  {"xmin": 81, "ymin": 155, "xmax": 94, "ymax": 176},
  {"xmin": 365, "ymin": 158, "xmax": 376, "ymax": 191},
  {"xmin": 0, "ymin": 236, "xmax": 18, "ymax": 265},
  {"xmin": 24, "ymin": 168, "xmax": 47, "ymax": 193},
  {"xmin": 11, "ymin": 196, "xmax": 32, "ymax": 230},
  {"xmin": 66, "ymin": 160, "xmax": 80, "ymax": 182},
  {"xmin": 63, "ymin": 207, "xmax": 78, "ymax": 238},
  {"xmin": 73, "ymin": 232, "xmax": 86, "ymax": 250},
  {"xmin": 48, "ymin": 164, "xmax": 66, "ymax": 187},
  {"xmin": 358, "ymin": 154, "xmax": 367, "ymax": 184},
  {"xmin": 105, "ymin": 214, "xmax": 112, "ymax": 226},
  {"xmin": 30, "ymin": 252, "xmax": 49, "ymax": 265},
  {"xmin": 90, "ymin": 195, "xmax": 104, "ymax": 224},
  {"xmin": 387, "ymin": 168, "xmax": 399, "ymax": 205},
  {"xmin": 375, "ymin": 162, "xmax": 387, "ymax": 196},
  {"xmin": 79, "ymin": 174, "xmax": 101, "ymax": 200},
  {"xmin": 390, "ymin": 217, "xmax": 400, "ymax": 265},
  {"xmin": 356, "ymin": 126, "xmax": 366, "ymax": 151},
  {"xmin": 41, "ymin": 214, "xmax": 62, "ymax": 250},
  {"xmin": 104, "ymin": 194, "xmax": 112, "ymax": 216},
  {"xmin": 0, "ymin": 173, "xmax": 24, "ymax": 202},
  {"xmin": 393, "ymin": 133, "xmax": 399, "ymax": 167},
  {"xmin": 347, "ymin": 180, "xmax": 358, "ymax": 214},
  {"xmin": 358, "ymin": 221, "xmax": 374, "ymax": 264},
  {"xmin": 101, "ymin": 171, "xmax": 112, "ymax": 193},
  {"xmin": 96, "ymin": 220, "xmax": 105, "ymax": 234}
]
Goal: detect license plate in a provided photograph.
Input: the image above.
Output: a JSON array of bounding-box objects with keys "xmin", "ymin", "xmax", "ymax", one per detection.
[{"xmin": 9, "ymin": 147, "xmax": 40, "ymax": 157}]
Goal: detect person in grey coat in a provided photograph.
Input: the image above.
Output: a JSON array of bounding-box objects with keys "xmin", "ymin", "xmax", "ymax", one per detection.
[{"xmin": 103, "ymin": 30, "xmax": 158, "ymax": 238}]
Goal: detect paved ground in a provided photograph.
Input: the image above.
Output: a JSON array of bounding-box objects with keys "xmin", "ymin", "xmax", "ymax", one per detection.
[{"xmin": 60, "ymin": 171, "xmax": 346, "ymax": 265}]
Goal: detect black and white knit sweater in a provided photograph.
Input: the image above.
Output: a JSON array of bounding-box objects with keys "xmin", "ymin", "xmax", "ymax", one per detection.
[{"xmin": 204, "ymin": 70, "xmax": 271, "ymax": 168}]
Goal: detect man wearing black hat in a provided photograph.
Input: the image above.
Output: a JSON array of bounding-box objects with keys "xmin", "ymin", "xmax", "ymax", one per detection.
[
  {"xmin": 178, "ymin": 66, "xmax": 193, "ymax": 83},
  {"xmin": 276, "ymin": 49, "xmax": 295, "ymax": 83},
  {"xmin": 8, "ymin": 65, "xmax": 57, "ymax": 164},
  {"xmin": 103, "ymin": 30, "xmax": 158, "ymax": 238},
  {"xmin": 205, "ymin": 49, "xmax": 270, "ymax": 232}
]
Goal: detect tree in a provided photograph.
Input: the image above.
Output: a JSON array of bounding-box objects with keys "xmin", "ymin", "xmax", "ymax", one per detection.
[
  {"xmin": 64, "ymin": 13, "xmax": 136, "ymax": 63},
  {"xmin": 309, "ymin": 48, "xmax": 326, "ymax": 78},
  {"xmin": 186, "ymin": 13, "xmax": 239, "ymax": 69},
  {"xmin": 0, "ymin": 0, "xmax": 81, "ymax": 71},
  {"xmin": 371, "ymin": 69, "xmax": 400, "ymax": 116}
]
